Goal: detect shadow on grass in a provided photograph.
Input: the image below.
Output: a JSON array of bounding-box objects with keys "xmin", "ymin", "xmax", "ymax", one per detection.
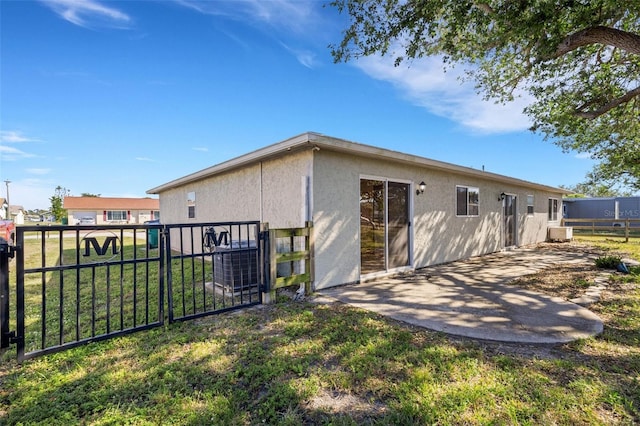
[{"xmin": 2, "ymin": 299, "xmax": 639, "ymax": 425}]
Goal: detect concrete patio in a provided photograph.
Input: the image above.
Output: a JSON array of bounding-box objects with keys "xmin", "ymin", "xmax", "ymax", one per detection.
[{"xmin": 316, "ymin": 246, "xmax": 605, "ymax": 344}]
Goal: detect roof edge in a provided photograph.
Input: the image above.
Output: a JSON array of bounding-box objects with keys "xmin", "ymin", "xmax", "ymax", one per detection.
[
  {"xmin": 147, "ymin": 132, "xmax": 570, "ymax": 195},
  {"xmin": 147, "ymin": 132, "xmax": 319, "ymax": 193}
]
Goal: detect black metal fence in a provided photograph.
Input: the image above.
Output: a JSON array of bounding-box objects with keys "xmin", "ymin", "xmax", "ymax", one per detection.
[{"xmin": 1, "ymin": 221, "xmax": 264, "ymax": 362}]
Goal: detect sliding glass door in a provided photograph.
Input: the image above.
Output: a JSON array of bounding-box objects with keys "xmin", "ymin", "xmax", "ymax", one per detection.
[
  {"xmin": 360, "ymin": 178, "xmax": 410, "ymax": 275},
  {"xmin": 360, "ymin": 179, "xmax": 385, "ymax": 274}
]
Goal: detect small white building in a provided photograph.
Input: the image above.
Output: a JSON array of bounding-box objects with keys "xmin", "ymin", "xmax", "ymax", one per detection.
[
  {"xmin": 148, "ymin": 132, "xmax": 568, "ymax": 290},
  {"xmin": 11, "ymin": 206, "xmax": 25, "ymax": 225}
]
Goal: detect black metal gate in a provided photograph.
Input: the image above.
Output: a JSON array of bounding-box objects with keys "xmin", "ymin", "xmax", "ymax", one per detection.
[
  {"xmin": 164, "ymin": 222, "xmax": 263, "ymax": 322},
  {"xmin": 0, "ymin": 221, "xmax": 263, "ymax": 362}
]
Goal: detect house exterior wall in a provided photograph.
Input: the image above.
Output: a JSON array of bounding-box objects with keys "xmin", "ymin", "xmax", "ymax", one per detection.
[
  {"xmin": 521, "ymin": 190, "xmax": 562, "ymax": 242},
  {"xmin": 158, "ymin": 151, "xmax": 313, "ymax": 227},
  {"xmin": 312, "ymin": 150, "xmax": 362, "ymax": 289},
  {"xmin": 261, "ymin": 151, "xmax": 313, "ymax": 228},
  {"xmin": 312, "ymin": 150, "xmax": 560, "ymax": 290},
  {"xmin": 151, "ymin": 134, "xmax": 565, "ymax": 291},
  {"xmin": 157, "ymin": 151, "xmax": 314, "ymax": 256},
  {"xmin": 158, "ymin": 164, "xmax": 262, "ymax": 225}
]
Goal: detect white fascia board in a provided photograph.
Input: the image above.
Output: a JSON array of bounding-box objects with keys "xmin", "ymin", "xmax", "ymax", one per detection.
[
  {"xmin": 147, "ymin": 132, "xmax": 317, "ymax": 194},
  {"xmin": 309, "ymin": 134, "xmax": 571, "ymax": 195}
]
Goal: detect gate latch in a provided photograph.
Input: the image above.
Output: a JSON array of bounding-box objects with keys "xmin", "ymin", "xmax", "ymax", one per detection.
[
  {"xmin": 3, "ymin": 330, "xmax": 18, "ymax": 345},
  {"xmin": 0, "ymin": 239, "xmax": 15, "ymax": 258}
]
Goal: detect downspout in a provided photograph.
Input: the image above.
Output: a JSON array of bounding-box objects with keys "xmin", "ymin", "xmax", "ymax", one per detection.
[
  {"xmin": 260, "ymin": 161, "xmax": 264, "ymax": 224},
  {"xmin": 308, "ymin": 145, "xmax": 318, "ymax": 223}
]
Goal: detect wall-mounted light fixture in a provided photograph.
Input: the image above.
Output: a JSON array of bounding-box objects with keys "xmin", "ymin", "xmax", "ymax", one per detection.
[
  {"xmin": 499, "ymin": 192, "xmax": 506, "ymax": 201},
  {"xmin": 416, "ymin": 181, "xmax": 426, "ymax": 195}
]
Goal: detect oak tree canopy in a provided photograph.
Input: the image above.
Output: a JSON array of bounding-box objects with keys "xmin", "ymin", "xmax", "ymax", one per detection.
[{"xmin": 331, "ymin": 0, "xmax": 640, "ymax": 190}]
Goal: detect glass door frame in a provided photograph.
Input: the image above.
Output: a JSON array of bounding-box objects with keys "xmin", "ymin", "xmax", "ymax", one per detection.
[
  {"xmin": 359, "ymin": 175, "xmax": 414, "ymax": 280},
  {"xmin": 502, "ymin": 193, "xmax": 518, "ymax": 248}
]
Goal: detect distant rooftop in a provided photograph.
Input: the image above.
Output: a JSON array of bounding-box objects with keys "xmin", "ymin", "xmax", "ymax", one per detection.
[{"xmin": 64, "ymin": 196, "xmax": 159, "ymax": 210}]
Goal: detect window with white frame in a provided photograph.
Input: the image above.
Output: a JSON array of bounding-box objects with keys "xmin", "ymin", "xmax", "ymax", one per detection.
[
  {"xmin": 187, "ymin": 191, "xmax": 196, "ymax": 219},
  {"xmin": 107, "ymin": 210, "xmax": 127, "ymax": 221},
  {"xmin": 548, "ymin": 198, "xmax": 559, "ymax": 221},
  {"xmin": 527, "ymin": 195, "xmax": 534, "ymax": 215},
  {"xmin": 456, "ymin": 185, "xmax": 479, "ymax": 216}
]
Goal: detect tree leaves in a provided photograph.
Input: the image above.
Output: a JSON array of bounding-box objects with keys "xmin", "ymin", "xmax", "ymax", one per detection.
[{"xmin": 331, "ymin": 0, "xmax": 640, "ymax": 190}]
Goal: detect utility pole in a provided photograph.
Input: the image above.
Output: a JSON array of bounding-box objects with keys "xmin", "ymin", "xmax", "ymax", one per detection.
[{"xmin": 3, "ymin": 180, "xmax": 9, "ymax": 220}]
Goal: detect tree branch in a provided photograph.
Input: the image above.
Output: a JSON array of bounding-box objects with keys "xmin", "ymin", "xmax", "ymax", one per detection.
[
  {"xmin": 473, "ymin": 2, "xmax": 494, "ymax": 15},
  {"xmin": 555, "ymin": 26, "xmax": 640, "ymax": 57},
  {"xmin": 576, "ymin": 86, "xmax": 640, "ymax": 119}
]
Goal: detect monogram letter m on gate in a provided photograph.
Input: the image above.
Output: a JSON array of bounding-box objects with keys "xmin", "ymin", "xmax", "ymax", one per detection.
[{"xmin": 83, "ymin": 236, "xmax": 119, "ymax": 257}]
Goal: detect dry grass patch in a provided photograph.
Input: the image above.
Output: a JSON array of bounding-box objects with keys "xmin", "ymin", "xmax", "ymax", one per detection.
[{"xmin": 509, "ymin": 263, "xmax": 605, "ymax": 299}]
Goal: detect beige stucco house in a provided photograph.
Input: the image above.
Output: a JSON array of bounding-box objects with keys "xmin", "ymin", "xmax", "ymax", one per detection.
[
  {"xmin": 147, "ymin": 132, "xmax": 569, "ymax": 290},
  {"xmin": 64, "ymin": 196, "xmax": 160, "ymax": 225}
]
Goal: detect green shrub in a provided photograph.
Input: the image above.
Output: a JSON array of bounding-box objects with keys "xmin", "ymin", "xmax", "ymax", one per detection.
[{"xmin": 594, "ymin": 255, "xmax": 622, "ymax": 269}]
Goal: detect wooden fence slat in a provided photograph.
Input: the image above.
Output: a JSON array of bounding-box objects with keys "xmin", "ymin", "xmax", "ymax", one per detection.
[
  {"xmin": 276, "ymin": 251, "xmax": 308, "ymax": 262},
  {"xmin": 273, "ymin": 273, "xmax": 310, "ymax": 289},
  {"xmin": 273, "ymin": 228, "xmax": 309, "ymax": 238},
  {"xmin": 561, "ymin": 218, "xmax": 639, "ymax": 242},
  {"xmin": 263, "ymin": 223, "xmax": 313, "ymax": 303}
]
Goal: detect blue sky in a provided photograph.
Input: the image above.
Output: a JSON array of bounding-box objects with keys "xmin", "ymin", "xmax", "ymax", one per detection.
[{"xmin": 1, "ymin": 0, "xmax": 596, "ymax": 210}]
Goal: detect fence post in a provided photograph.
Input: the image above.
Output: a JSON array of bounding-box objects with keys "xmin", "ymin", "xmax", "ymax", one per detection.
[
  {"xmin": 259, "ymin": 224, "xmax": 272, "ymax": 304},
  {"xmin": 0, "ymin": 238, "xmax": 15, "ymax": 348},
  {"xmin": 625, "ymin": 218, "xmax": 630, "ymax": 243},
  {"xmin": 260, "ymin": 225, "xmax": 277, "ymax": 305},
  {"xmin": 305, "ymin": 221, "xmax": 314, "ymax": 294},
  {"xmin": 264, "ymin": 227, "xmax": 278, "ymax": 304}
]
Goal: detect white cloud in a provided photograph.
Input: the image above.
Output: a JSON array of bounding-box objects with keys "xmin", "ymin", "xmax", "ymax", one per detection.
[
  {"xmin": 175, "ymin": 1, "xmax": 325, "ymax": 69},
  {"xmin": 280, "ymin": 43, "xmax": 317, "ymax": 69},
  {"xmin": 0, "ymin": 145, "xmax": 36, "ymax": 161},
  {"xmin": 39, "ymin": 0, "xmax": 131, "ymax": 29},
  {"xmin": 26, "ymin": 168, "xmax": 52, "ymax": 175},
  {"xmin": 0, "ymin": 130, "xmax": 41, "ymax": 143},
  {"xmin": 0, "ymin": 131, "xmax": 40, "ymax": 161},
  {"xmin": 176, "ymin": 0, "xmax": 314, "ymax": 33},
  {"xmin": 295, "ymin": 52, "xmax": 316, "ymax": 69},
  {"xmin": 135, "ymin": 157, "xmax": 154, "ymax": 162},
  {"xmin": 245, "ymin": 0, "xmax": 313, "ymax": 31},
  {"xmin": 354, "ymin": 55, "xmax": 534, "ymax": 134}
]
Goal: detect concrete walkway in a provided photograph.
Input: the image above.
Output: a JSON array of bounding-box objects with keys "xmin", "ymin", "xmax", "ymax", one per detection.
[{"xmin": 317, "ymin": 246, "xmax": 604, "ymax": 344}]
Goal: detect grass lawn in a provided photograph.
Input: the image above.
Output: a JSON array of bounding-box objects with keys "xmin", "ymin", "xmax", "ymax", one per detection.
[{"xmin": 1, "ymin": 237, "xmax": 639, "ymax": 424}]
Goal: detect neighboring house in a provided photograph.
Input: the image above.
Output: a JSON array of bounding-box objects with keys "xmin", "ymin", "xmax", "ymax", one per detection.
[
  {"xmin": 63, "ymin": 196, "xmax": 160, "ymax": 225},
  {"xmin": 0, "ymin": 200, "xmax": 23, "ymax": 222},
  {"xmin": 147, "ymin": 132, "xmax": 569, "ymax": 290},
  {"xmin": 563, "ymin": 196, "xmax": 640, "ymax": 226},
  {"xmin": 9, "ymin": 205, "xmax": 25, "ymax": 225}
]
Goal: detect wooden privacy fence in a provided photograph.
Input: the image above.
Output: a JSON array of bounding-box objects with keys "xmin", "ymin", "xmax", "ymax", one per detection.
[
  {"xmin": 562, "ymin": 218, "xmax": 640, "ymax": 242},
  {"xmin": 263, "ymin": 222, "xmax": 314, "ymax": 303}
]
